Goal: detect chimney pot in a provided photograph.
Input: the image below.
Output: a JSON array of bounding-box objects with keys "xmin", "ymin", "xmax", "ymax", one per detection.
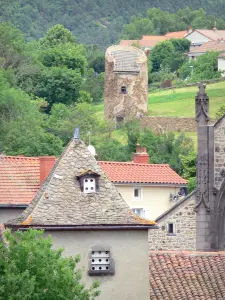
[{"xmin": 39, "ymin": 156, "xmax": 56, "ymax": 185}]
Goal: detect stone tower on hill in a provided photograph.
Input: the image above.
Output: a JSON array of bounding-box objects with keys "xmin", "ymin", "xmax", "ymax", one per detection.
[{"xmin": 104, "ymin": 45, "xmax": 148, "ymax": 122}]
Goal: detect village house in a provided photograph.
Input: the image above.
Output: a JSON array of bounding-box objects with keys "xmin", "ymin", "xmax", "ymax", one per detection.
[
  {"xmin": 188, "ymin": 39, "xmax": 225, "ymax": 60},
  {"xmin": 99, "ymin": 144, "xmax": 187, "ymax": 220},
  {"xmin": 0, "ymin": 155, "xmax": 56, "ymax": 224},
  {"xmin": 185, "ymin": 26, "xmax": 225, "ymax": 47},
  {"xmin": 6, "ymin": 133, "xmax": 156, "ymax": 300}
]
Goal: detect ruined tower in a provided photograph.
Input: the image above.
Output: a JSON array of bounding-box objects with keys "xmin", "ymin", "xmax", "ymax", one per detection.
[{"xmin": 104, "ymin": 45, "xmax": 148, "ymax": 122}]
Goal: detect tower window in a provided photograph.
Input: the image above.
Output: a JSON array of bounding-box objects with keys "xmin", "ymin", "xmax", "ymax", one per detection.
[
  {"xmin": 83, "ymin": 178, "xmax": 96, "ymax": 193},
  {"xmin": 121, "ymin": 86, "xmax": 127, "ymax": 94},
  {"xmin": 168, "ymin": 223, "xmax": 176, "ymax": 235}
]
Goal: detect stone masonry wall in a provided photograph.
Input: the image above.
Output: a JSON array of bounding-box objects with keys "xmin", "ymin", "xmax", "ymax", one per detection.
[
  {"xmin": 141, "ymin": 116, "xmax": 216, "ymax": 133},
  {"xmin": 141, "ymin": 116, "xmax": 197, "ymax": 133},
  {"xmin": 104, "ymin": 45, "xmax": 148, "ymax": 121},
  {"xmin": 214, "ymin": 116, "xmax": 225, "ymax": 190},
  {"xmin": 148, "ymin": 193, "xmax": 196, "ymax": 251}
]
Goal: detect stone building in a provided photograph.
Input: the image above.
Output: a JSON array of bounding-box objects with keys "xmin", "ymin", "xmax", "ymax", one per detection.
[
  {"xmin": 6, "ymin": 134, "xmax": 156, "ymax": 300},
  {"xmin": 104, "ymin": 45, "xmax": 148, "ymax": 122},
  {"xmin": 149, "ymin": 83, "xmax": 225, "ymax": 252}
]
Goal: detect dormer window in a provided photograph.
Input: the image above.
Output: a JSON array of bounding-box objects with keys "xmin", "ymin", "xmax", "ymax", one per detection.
[
  {"xmin": 77, "ymin": 170, "xmax": 100, "ymax": 193},
  {"xmin": 84, "ymin": 178, "xmax": 96, "ymax": 193}
]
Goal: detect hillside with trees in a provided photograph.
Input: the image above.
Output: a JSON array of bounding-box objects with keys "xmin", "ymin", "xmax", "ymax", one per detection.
[{"xmin": 1, "ymin": 1, "xmax": 225, "ymax": 46}]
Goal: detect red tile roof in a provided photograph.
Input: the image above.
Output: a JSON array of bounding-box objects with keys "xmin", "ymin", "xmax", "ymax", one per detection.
[
  {"xmin": 0, "ymin": 156, "xmax": 40, "ymax": 205},
  {"xmin": 149, "ymin": 251, "xmax": 225, "ymax": 299},
  {"xmin": 98, "ymin": 161, "xmax": 187, "ymax": 185},
  {"xmin": 165, "ymin": 31, "xmax": 188, "ymax": 38},
  {"xmin": 189, "ymin": 40, "xmax": 225, "ymax": 54}
]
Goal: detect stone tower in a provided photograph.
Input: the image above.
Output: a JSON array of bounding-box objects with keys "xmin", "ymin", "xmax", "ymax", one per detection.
[
  {"xmin": 195, "ymin": 83, "xmax": 225, "ymax": 250},
  {"xmin": 104, "ymin": 45, "xmax": 148, "ymax": 122}
]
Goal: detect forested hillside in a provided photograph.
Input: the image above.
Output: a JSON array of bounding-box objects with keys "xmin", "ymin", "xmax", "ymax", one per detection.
[{"xmin": 1, "ymin": 0, "xmax": 225, "ymax": 46}]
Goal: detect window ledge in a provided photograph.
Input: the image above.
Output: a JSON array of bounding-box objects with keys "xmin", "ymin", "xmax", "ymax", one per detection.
[{"xmin": 167, "ymin": 233, "xmax": 177, "ymax": 236}]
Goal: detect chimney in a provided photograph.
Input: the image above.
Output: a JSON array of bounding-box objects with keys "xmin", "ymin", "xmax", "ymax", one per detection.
[
  {"xmin": 39, "ymin": 156, "xmax": 56, "ymax": 185},
  {"xmin": 187, "ymin": 26, "xmax": 193, "ymax": 34},
  {"xmin": 133, "ymin": 144, "xmax": 149, "ymax": 164},
  {"xmin": 213, "ymin": 23, "xmax": 217, "ymax": 32}
]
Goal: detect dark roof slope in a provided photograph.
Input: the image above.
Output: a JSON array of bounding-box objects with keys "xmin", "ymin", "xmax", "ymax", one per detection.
[
  {"xmin": 149, "ymin": 251, "xmax": 225, "ymax": 300},
  {"xmin": 6, "ymin": 139, "xmax": 155, "ymax": 228}
]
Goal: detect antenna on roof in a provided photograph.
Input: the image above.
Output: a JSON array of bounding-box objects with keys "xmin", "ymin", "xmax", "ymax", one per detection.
[{"xmin": 74, "ymin": 128, "xmax": 80, "ymax": 140}]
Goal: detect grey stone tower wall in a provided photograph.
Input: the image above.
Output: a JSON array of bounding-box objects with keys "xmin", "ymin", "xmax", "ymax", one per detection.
[{"xmin": 104, "ymin": 45, "xmax": 148, "ymax": 121}]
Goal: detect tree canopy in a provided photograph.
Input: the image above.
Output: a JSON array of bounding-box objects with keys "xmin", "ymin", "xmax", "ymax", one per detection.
[{"xmin": 0, "ymin": 229, "xmax": 100, "ymax": 300}]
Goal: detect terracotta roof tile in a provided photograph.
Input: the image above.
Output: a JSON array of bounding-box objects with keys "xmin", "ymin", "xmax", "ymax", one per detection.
[
  {"xmin": 189, "ymin": 40, "xmax": 225, "ymax": 54},
  {"xmin": 149, "ymin": 252, "xmax": 225, "ymax": 299},
  {"xmin": 165, "ymin": 31, "xmax": 188, "ymax": 38},
  {"xmin": 0, "ymin": 156, "xmax": 40, "ymax": 205},
  {"xmin": 98, "ymin": 161, "xmax": 187, "ymax": 185}
]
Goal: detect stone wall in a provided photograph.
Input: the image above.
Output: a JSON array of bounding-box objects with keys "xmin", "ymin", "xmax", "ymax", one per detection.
[
  {"xmin": 214, "ymin": 116, "xmax": 225, "ymax": 190},
  {"xmin": 104, "ymin": 45, "xmax": 148, "ymax": 121},
  {"xmin": 148, "ymin": 192, "xmax": 196, "ymax": 251},
  {"xmin": 141, "ymin": 116, "xmax": 197, "ymax": 133}
]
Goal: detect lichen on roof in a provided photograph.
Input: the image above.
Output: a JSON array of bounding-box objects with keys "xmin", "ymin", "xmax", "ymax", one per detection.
[{"xmin": 6, "ymin": 139, "xmax": 155, "ymax": 228}]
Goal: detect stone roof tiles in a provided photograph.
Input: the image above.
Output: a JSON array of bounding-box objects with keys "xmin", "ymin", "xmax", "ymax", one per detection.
[
  {"xmin": 6, "ymin": 139, "xmax": 155, "ymax": 228},
  {"xmin": 98, "ymin": 161, "xmax": 187, "ymax": 185},
  {"xmin": 0, "ymin": 156, "xmax": 40, "ymax": 205},
  {"xmin": 149, "ymin": 251, "xmax": 225, "ymax": 299}
]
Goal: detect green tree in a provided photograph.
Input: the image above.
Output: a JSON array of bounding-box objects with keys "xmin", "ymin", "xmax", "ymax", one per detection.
[
  {"xmin": 40, "ymin": 24, "xmax": 76, "ymax": 48},
  {"xmin": 150, "ymin": 40, "xmax": 175, "ymax": 72},
  {"xmin": 0, "ymin": 229, "xmax": 100, "ymax": 300},
  {"xmin": 82, "ymin": 69, "xmax": 104, "ymax": 103},
  {"xmin": 180, "ymin": 152, "xmax": 197, "ymax": 192},
  {"xmin": 191, "ymin": 51, "xmax": 221, "ymax": 81},
  {"xmin": 94, "ymin": 138, "xmax": 130, "ymax": 161},
  {"xmin": 120, "ymin": 16, "xmax": 155, "ymax": 39},
  {"xmin": 36, "ymin": 67, "xmax": 83, "ymax": 108},
  {"xmin": 48, "ymin": 102, "xmax": 99, "ymax": 144},
  {"xmin": 215, "ymin": 103, "xmax": 225, "ymax": 119}
]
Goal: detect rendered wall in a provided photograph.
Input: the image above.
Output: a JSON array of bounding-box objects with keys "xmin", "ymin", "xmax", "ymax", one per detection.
[
  {"xmin": 218, "ymin": 58, "xmax": 225, "ymax": 76},
  {"xmin": 148, "ymin": 193, "xmax": 196, "ymax": 251},
  {"xmin": 115, "ymin": 184, "xmax": 181, "ymax": 220},
  {"xmin": 49, "ymin": 230, "xmax": 150, "ymax": 300},
  {"xmin": 186, "ymin": 31, "xmax": 210, "ymax": 44},
  {"xmin": 104, "ymin": 45, "xmax": 148, "ymax": 121},
  {"xmin": 0, "ymin": 208, "xmax": 25, "ymax": 224}
]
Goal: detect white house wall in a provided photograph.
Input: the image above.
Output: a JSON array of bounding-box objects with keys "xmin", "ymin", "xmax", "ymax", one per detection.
[
  {"xmin": 115, "ymin": 184, "xmax": 181, "ymax": 220},
  {"xmin": 218, "ymin": 58, "xmax": 225, "ymax": 76},
  {"xmin": 186, "ymin": 31, "xmax": 210, "ymax": 45}
]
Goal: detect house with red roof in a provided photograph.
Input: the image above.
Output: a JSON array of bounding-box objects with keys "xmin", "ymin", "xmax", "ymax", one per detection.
[
  {"xmin": 99, "ymin": 144, "xmax": 187, "ymax": 220},
  {"xmin": 0, "ymin": 155, "xmax": 56, "ymax": 224}
]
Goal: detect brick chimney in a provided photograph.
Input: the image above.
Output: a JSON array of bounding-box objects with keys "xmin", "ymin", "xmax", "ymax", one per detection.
[
  {"xmin": 133, "ymin": 144, "xmax": 149, "ymax": 164},
  {"xmin": 39, "ymin": 156, "xmax": 56, "ymax": 185}
]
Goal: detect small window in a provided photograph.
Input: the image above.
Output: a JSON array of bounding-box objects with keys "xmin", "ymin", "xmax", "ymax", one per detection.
[
  {"xmin": 134, "ymin": 188, "xmax": 141, "ymax": 200},
  {"xmin": 88, "ymin": 246, "xmax": 115, "ymax": 275},
  {"xmin": 116, "ymin": 116, "xmax": 124, "ymax": 123},
  {"xmin": 132, "ymin": 208, "xmax": 145, "ymax": 218},
  {"xmin": 84, "ymin": 178, "xmax": 96, "ymax": 193},
  {"xmin": 121, "ymin": 86, "xmax": 127, "ymax": 94},
  {"xmin": 168, "ymin": 223, "xmax": 174, "ymax": 234}
]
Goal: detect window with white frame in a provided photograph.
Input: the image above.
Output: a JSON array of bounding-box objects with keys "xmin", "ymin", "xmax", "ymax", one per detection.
[
  {"xmin": 132, "ymin": 208, "xmax": 145, "ymax": 218},
  {"xmin": 133, "ymin": 187, "xmax": 141, "ymax": 200},
  {"xmin": 84, "ymin": 178, "xmax": 96, "ymax": 193}
]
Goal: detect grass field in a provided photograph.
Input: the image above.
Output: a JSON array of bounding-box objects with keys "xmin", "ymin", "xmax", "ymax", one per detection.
[
  {"xmin": 93, "ymin": 81, "xmax": 225, "ymax": 147},
  {"xmin": 148, "ymin": 82, "xmax": 225, "ymax": 118}
]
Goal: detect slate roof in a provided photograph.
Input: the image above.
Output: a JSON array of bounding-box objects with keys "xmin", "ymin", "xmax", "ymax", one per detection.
[
  {"xmin": 98, "ymin": 161, "xmax": 187, "ymax": 185},
  {"xmin": 0, "ymin": 156, "xmax": 40, "ymax": 205},
  {"xmin": 6, "ymin": 139, "xmax": 155, "ymax": 228},
  {"xmin": 188, "ymin": 40, "xmax": 225, "ymax": 54},
  {"xmin": 149, "ymin": 251, "xmax": 225, "ymax": 300},
  {"xmin": 110, "ymin": 49, "xmax": 140, "ymax": 72}
]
